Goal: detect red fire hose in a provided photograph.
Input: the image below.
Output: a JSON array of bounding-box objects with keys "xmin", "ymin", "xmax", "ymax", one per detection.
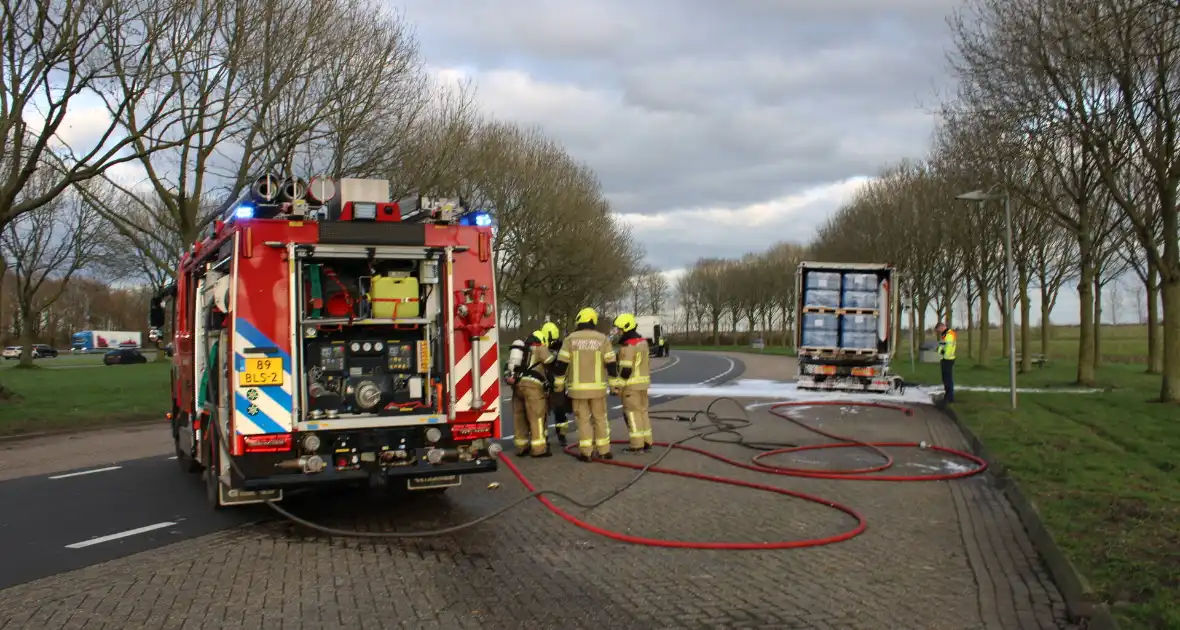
[{"xmin": 496, "ymin": 400, "xmax": 987, "ymax": 550}]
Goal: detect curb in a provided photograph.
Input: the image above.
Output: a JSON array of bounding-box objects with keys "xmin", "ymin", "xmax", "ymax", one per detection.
[
  {"xmin": 0, "ymin": 419, "xmax": 164, "ymax": 445},
  {"xmin": 940, "ymin": 404, "xmax": 1121, "ymax": 630}
]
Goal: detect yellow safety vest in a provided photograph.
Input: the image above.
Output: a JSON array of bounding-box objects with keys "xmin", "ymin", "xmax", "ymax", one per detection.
[{"xmin": 939, "ymin": 329, "xmax": 957, "ymax": 361}]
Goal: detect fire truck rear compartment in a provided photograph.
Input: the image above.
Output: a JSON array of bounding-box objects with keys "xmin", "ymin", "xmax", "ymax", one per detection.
[
  {"xmin": 299, "ymin": 256, "xmax": 438, "ymax": 421},
  {"xmin": 274, "ymin": 251, "xmax": 497, "ymax": 488}
]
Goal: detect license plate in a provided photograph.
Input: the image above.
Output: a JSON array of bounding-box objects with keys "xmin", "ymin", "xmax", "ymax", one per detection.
[
  {"xmin": 240, "ymin": 357, "xmax": 284, "ymax": 387},
  {"xmin": 407, "ymin": 475, "xmax": 461, "ymax": 490}
]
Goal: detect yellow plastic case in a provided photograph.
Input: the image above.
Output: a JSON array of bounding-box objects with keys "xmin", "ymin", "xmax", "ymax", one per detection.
[{"xmin": 368, "ymin": 276, "xmax": 421, "ymax": 319}]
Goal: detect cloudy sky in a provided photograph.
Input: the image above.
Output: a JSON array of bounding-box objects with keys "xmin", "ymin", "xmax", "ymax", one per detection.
[{"xmin": 395, "ymin": 0, "xmax": 958, "ymax": 276}]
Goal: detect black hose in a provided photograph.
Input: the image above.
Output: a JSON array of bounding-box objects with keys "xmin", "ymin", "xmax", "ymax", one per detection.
[{"xmin": 210, "ymin": 396, "xmax": 756, "ymax": 539}]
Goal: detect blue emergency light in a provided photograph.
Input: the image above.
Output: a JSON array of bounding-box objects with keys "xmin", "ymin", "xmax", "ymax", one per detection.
[
  {"xmin": 459, "ymin": 211, "xmax": 493, "ymax": 227},
  {"xmin": 234, "ymin": 203, "xmax": 254, "ymax": 219}
]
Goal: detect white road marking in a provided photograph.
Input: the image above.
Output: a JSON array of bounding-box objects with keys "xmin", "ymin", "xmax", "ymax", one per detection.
[
  {"xmin": 650, "ymin": 354, "xmax": 681, "ymax": 373},
  {"xmin": 65, "ymin": 521, "xmax": 178, "ymax": 549},
  {"xmin": 49, "ymin": 466, "xmax": 122, "ymax": 480},
  {"xmin": 167, "ymin": 456, "xmax": 178, "ymax": 460}
]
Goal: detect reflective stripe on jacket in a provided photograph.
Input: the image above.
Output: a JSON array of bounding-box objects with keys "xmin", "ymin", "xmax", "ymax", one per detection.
[
  {"xmin": 938, "ymin": 329, "xmax": 957, "ymax": 361},
  {"xmin": 617, "ymin": 338, "xmax": 651, "ymax": 390},
  {"xmin": 555, "ymin": 329, "xmax": 616, "ymax": 398}
]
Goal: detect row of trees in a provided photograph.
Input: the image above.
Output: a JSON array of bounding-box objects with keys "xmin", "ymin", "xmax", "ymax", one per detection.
[
  {"xmin": 0, "ymin": 0, "xmax": 639, "ymax": 378},
  {"xmin": 671, "ymin": 0, "xmax": 1179, "ymax": 402},
  {"xmin": 674, "ymin": 243, "xmax": 808, "ymax": 346}
]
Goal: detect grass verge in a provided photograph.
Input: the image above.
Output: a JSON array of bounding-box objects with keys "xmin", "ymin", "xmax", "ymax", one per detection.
[
  {"xmin": 896, "ymin": 359, "xmax": 1179, "ymax": 630},
  {"xmin": 0, "ymin": 361, "xmax": 170, "ymax": 437}
]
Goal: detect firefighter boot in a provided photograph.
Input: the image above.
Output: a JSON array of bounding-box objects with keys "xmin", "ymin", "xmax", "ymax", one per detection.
[
  {"xmin": 571, "ymin": 398, "xmax": 595, "ymax": 460},
  {"xmin": 621, "ymin": 389, "xmax": 645, "ymax": 453},
  {"xmin": 554, "ymin": 414, "xmax": 569, "ymax": 446},
  {"xmin": 589, "ymin": 395, "xmax": 612, "ymax": 459}
]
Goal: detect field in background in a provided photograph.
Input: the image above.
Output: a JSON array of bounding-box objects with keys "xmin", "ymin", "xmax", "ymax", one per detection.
[
  {"xmin": 671, "ymin": 323, "xmax": 1153, "ymax": 364},
  {"xmin": 0, "ymin": 357, "xmax": 169, "ymax": 437}
]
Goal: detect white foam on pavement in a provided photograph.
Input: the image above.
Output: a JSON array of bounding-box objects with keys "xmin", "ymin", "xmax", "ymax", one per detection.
[
  {"xmin": 647, "ymin": 378, "xmax": 1103, "ymax": 407},
  {"xmin": 649, "ymin": 379, "xmax": 935, "ymax": 405}
]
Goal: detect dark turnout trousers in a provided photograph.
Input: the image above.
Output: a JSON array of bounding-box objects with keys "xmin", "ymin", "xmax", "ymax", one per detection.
[{"xmin": 941, "ymin": 359, "xmax": 955, "ymax": 403}]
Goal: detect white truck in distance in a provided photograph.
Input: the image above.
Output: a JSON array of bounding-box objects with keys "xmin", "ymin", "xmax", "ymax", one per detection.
[{"xmin": 633, "ymin": 315, "xmax": 669, "ymax": 357}]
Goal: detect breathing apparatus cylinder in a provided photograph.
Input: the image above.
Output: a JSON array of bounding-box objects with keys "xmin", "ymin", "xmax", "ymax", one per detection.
[{"xmin": 506, "ymin": 339, "xmax": 526, "ymax": 373}]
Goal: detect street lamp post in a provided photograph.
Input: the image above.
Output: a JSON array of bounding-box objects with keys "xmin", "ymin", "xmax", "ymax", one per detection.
[{"xmin": 956, "ymin": 188, "xmax": 1018, "ymax": 410}]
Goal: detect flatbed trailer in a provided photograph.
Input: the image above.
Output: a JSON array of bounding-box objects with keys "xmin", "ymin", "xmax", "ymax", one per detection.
[{"xmin": 794, "ymin": 261, "xmax": 904, "ymax": 393}]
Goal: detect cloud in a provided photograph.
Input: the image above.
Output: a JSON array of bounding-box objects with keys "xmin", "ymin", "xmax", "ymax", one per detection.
[
  {"xmin": 21, "ymin": 95, "xmax": 114, "ymax": 153},
  {"xmin": 405, "ymin": 0, "xmax": 955, "ymax": 269},
  {"xmin": 618, "ymin": 177, "xmax": 869, "ymax": 270}
]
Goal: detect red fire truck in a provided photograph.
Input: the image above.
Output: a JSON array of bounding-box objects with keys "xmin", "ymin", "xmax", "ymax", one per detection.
[{"xmin": 150, "ymin": 175, "xmax": 503, "ymax": 508}]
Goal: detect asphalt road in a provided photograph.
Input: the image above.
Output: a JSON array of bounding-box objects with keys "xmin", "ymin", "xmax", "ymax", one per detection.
[{"xmin": 0, "ymin": 350, "xmax": 743, "ymax": 591}]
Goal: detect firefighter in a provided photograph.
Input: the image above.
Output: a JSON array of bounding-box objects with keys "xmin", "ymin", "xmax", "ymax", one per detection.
[
  {"xmin": 505, "ymin": 332, "xmax": 554, "ymax": 457},
  {"xmin": 613, "ymin": 313, "xmax": 653, "ymax": 453},
  {"xmin": 540, "ymin": 321, "xmax": 570, "ymax": 446},
  {"xmin": 935, "ymin": 322, "xmax": 957, "ymax": 404},
  {"xmin": 553, "ymin": 307, "xmax": 620, "ymax": 461},
  {"xmin": 502, "ymin": 339, "xmax": 530, "ymax": 456}
]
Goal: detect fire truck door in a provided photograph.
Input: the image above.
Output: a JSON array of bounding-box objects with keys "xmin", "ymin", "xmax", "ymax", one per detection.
[{"xmin": 229, "ymin": 232, "xmax": 296, "ymax": 440}]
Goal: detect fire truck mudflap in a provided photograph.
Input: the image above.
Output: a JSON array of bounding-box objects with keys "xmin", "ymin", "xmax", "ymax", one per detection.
[{"xmin": 153, "ymin": 177, "xmax": 503, "ymax": 508}]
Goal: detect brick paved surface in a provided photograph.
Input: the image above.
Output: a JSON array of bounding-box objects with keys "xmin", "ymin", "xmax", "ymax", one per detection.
[{"xmin": 0, "ymin": 352, "xmax": 1076, "ymax": 630}]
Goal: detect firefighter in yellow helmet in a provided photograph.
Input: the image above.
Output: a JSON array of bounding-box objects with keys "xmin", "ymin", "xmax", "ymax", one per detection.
[
  {"xmin": 552, "ymin": 307, "xmax": 620, "ymax": 461},
  {"xmin": 510, "ymin": 330, "xmax": 555, "ymax": 457},
  {"xmin": 540, "ymin": 321, "xmax": 570, "ymax": 446},
  {"xmin": 612, "ymin": 313, "xmax": 653, "ymax": 452}
]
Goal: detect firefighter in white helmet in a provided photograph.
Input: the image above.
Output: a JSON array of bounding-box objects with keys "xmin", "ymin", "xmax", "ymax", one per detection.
[
  {"xmin": 504, "ymin": 331, "xmax": 554, "ymax": 457},
  {"xmin": 552, "ymin": 307, "xmax": 619, "ymax": 461},
  {"xmin": 612, "ymin": 313, "xmax": 653, "ymax": 452}
]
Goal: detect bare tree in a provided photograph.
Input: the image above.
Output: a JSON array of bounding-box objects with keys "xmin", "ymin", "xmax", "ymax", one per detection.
[
  {"xmin": 92, "ymin": 0, "xmax": 428, "ymax": 274},
  {"xmin": 0, "ymin": 0, "xmax": 184, "ymax": 232},
  {"xmin": 1, "ymin": 183, "xmax": 104, "ymax": 369},
  {"xmin": 644, "ymin": 268, "xmax": 669, "ymax": 316}
]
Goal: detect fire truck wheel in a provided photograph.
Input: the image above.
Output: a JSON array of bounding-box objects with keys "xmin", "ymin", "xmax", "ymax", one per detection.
[
  {"xmin": 204, "ymin": 426, "xmax": 225, "ymax": 510},
  {"xmin": 173, "ymin": 412, "xmax": 202, "ymax": 474}
]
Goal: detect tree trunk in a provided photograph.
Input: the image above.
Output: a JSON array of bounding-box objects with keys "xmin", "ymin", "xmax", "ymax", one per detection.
[
  {"xmin": 996, "ymin": 287, "xmax": 1009, "ymax": 360},
  {"xmin": 1040, "ymin": 285, "xmax": 1052, "ymax": 359},
  {"xmin": 710, "ymin": 313, "xmax": 720, "ymax": 346},
  {"xmin": 1076, "ymin": 248, "xmax": 1097, "ymax": 386},
  {"xmin": 18, "ymin": 307, "xmax": 36, "ymax": 368},
  {"xmin": 779, "ymin": 303, "xmax": 789, "ymax": 346},
  {"xmin": 966, "ymin": 295, "xmax": 975, "ymax": 360},
  {"xmin": 1160, "ymin": 275, "xmax": 1180, "ymax": 402},
  {"xmin": 1092, "ymin": 274, "xmax": 1102, "ymax": 371},
  {"xmin": 1147, "ymin": 264, "xmax": 1162, "ymax": 374},
  {"xmin": 1020, "ymin": 267, "xmax": 1032, "ymax": 374},
  {"xmin": 908, "ymin": 297, "xmax": 917, "ymax": 358},
  {"xmin": 965, "ymin": 277, "xmax": 975, "ymax": 359},
  {"xmin": 917, "ymin": 303, "xmax": 927, "ymax": 351},
  {"xmin": 977, "ymin": 291, "xmax": 991, "ymax": 366}
]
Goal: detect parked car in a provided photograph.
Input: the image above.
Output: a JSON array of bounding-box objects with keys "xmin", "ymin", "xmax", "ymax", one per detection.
[
  {"xmin": 32, "ymin": 344, "xmax": 58, "ymax": 358},
  {"xmin": 2, "ymin": 346, "xmax": 20, "ymax": 360},
  {"xmin": 104, "ymin": 348, "xmax": 148, "ymax": 365}
]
